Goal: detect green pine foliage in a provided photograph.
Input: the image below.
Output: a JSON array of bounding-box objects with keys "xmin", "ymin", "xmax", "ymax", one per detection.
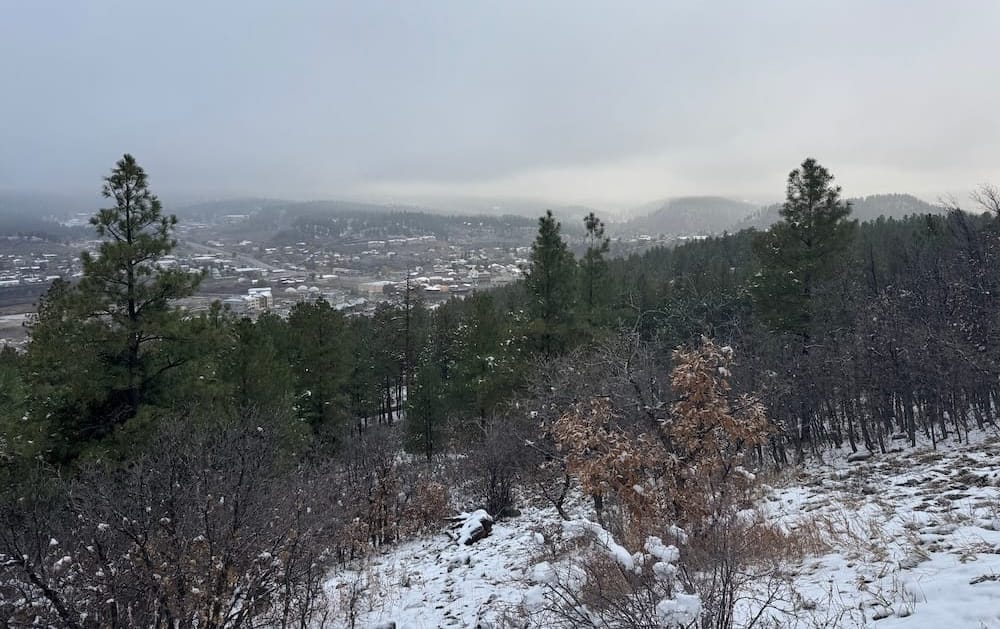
[
  {"xmin": 523, "ymin": 210, "xmax": 578, "ymax": 356},
  {"xmin": 580, "ymin": 211, "xmax": 611, "ymax": 324},
  {"xmin": 751, "ymin": 158, "xmax": 857, "ymax": 340},
  {"xmin": 0, "ymin": 347, "xmax": 40, "ymax": 471},
  {"xmin": 287, "ymin": 299, "xmax": 353, "ymax": 438},
  {"xmin": 24, "ymin": 156, "xmax": 201, "ymax": 460},
  {"xmin": 218, "ymin": 314, "xmax": 296, "ymax": 415}
]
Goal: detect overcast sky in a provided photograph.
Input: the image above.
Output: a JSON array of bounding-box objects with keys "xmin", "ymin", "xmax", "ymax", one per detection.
[{"xmin": 1, "ymin": 1, "xmax": 998, "ymax": 209}]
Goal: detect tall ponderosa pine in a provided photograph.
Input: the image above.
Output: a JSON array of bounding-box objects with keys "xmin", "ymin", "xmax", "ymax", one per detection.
[
  {"xmin": 580, "ymin": 212, "xmax": 610, "ymax": 323},
  {"xmin": 83, "ymin": 154, "xmax": 201, "ymax": 410},
  {"xmin": 27, "ymin": 155, "xmax": 200, "ymax": 457},
  {"xmin": 523, "ymin": 210, "xmax": 576, "ymax": 356},
  {"xmin": 752, "ymin": 158, "xmax": 856, "ymax": 341}
]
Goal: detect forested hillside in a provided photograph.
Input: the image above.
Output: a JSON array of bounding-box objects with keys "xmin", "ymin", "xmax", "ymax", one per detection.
[
  {"xmin": 171, "ymin": 197, "xmax": 568, "ymax": 247},
  {"xmin": 2, "ymin": 157, "xmax": 999, "ymax": 627},
  {"xmin": 626, "ymin": 196, "xmax": 758, "ymax": 235},
  {"xmin": 279, "ymin": 204, "xmax": 545, "ymax": 244},
  {"xmin": 734, "ymin": 193, "xmax": 942, "ymax": 231}
]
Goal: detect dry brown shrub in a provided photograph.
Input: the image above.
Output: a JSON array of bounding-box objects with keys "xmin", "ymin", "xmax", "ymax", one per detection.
[
  {"xmin": 551, "ymin": 397, "xmax": 669, "ymax": 541},
  {"xmin": 667, "ymin": 338, "xmax": 770, "ymax": 533},
  {"xmin": 546, "ymin": 337, "xmax": 797, "ymax": 628},
  {"xmin": 401, "ymin": 480, "xmax": 450, "ymax": 535}
]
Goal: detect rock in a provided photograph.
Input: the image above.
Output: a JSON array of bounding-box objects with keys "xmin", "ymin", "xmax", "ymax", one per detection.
[
  {"xmin": 847, "ymin": 451, "xmax": 873, "ymax": 463},
  {"xmin": 447, "ymin": 510, "xmax": 494, "ymax": 546}
]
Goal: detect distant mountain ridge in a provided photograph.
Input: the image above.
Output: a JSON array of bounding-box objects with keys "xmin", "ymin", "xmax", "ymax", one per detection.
[
  {"xmin": 0, "ymin": 190, "xmax": 948, "ymax": 242},
  {"xmin": 277, "ymin": 202, "xmax": 543, "ymax": 244},
  {"xmin": 732, "ymin": 193, "xmax": 942, "ymax": 231},
  {"xmin": 624, "ymin": 196, "xmax": 759, "ymax": 236}
]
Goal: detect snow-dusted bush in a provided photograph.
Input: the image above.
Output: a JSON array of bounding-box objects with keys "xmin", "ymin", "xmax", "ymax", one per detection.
[
  {"xmin": 0, "ymin": 412, "xmax": 337, "ymax": 628},
  {"xmin": 524, "ymin": 518, "xmax": 700, "ymax": 628}
]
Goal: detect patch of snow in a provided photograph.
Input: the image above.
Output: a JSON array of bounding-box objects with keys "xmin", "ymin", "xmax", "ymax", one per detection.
[
  {"xmin": 530, "ymin": 561, "xmax": 556, "ymax": 584},
  {"xmin": 563, "ymin": 518, "xmax": 638, "ymax": 573},
  {"xmin": 656, "ymin": 592, "xmax": 702, "ymax": 626}
]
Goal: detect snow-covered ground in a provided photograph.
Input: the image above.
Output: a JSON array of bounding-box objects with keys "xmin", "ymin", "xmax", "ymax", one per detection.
[
  {"xmin": 325, "ymin": 433, "xmax": 1000, "ymax": 628},
  {"xmin": 761, "ymin": 433, "xmax": 1000, "ymax": 628},
  {"xmin": 324, "ymin": 504, "xmax": 562, "ymax": 628}
]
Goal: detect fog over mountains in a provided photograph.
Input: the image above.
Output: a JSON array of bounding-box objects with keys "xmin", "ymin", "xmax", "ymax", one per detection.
[
  {"xmin": 0, "ymin": 188, "xmax": 955, "ymax": 242},
  {"xmin": 623, "ymin": 196, "xmax": 759, "ymax": 235}
]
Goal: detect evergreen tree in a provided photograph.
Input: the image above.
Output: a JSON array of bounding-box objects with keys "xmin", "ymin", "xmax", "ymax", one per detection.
[
  {"xmin": 346, "ymin": 315, "xmax": 384, "ymax": 428},
  {"xmin": 26, "ymin": 156, "xmax": 200, "ymax": 458},
  {"xmin": 751, "ymin": 158, "xmax": 857, "ymax": 342},
  {"xmin": 451, "ymin": 293, "xmax": 514, "ymax": 421},
  {"xmin": 81, "ymin": 154, "xmax": 201, "ymax": 412},
  {"xmin": 405, "ymin": 302, "xmax": 462, "ymax": 460},
  {"xmin": 580, "ymin": 212, "xmax": 611, "ymax": 323},
  {"xmin": 523, "ymin": 210, "xmax": 577, "ymax": 356},
  {"xmin": 406, "ymin": 359, "xmax": 445, "ymax": 462},
  {"xmin": 370, "ymin": 302, "xmax": 405, "ymax": 424},
  {"xmin": 218, "ymin": 314, "xmax": 295, "ymax": 416},
  {"xmin": 287, "ymin": 299, "xmax": 352, "ymax": 438},
  {"xmin": 0, "ymin": 346, "xmax": 41, "ymax": 469}
]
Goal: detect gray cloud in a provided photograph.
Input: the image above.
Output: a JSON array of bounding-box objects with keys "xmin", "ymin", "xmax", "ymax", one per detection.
[{"xmin": 1, "ymin": 0, "xmax": 998, "ymax": 208}]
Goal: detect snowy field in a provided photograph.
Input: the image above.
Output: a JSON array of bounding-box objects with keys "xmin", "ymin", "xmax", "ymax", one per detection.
[{"xmin": 325, "ymin": 433, "xmax": 1000, "ymax": 628}]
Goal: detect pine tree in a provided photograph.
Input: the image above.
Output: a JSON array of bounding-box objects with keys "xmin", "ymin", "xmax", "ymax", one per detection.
[
  {"xmin": 406, "ymin": 359, "xmax": 445, "ymax": 463},
  {"xmin": 287, "ymin": 299, "xmax": 353, "ymax": 438},
  {"xmin": 405, "ymin": 303, "xmax": 461, "ymax": 461},
  {"xmin": 523, "ymin": 210, "xmax": 577, "ymax": 356},
  {"xmin": 218, "ymin": 315, "xmax": 294, "ymax": 415},
  {"xmin": 26, "ymin": 156, "xmax": 200, "ymax": 457},
  {"xmin": 580, "ymin": 212, "xmax": 611, "ymax": 323},
  {"xmin": 751, "ymin": 158, "xmax": 856, "ymax": 342},
  {"xmin": 452, "ymin": 293, "xmax": 513, "ymax": 421},
  {"xmin": 82, "ymin": 155, "xmax": 201, "ymax": 410}
]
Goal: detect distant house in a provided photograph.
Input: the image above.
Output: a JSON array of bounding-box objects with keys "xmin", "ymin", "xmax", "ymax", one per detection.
[{"xmin": 245, "ymin": 287, "xmax": 273, "ymax": 312}]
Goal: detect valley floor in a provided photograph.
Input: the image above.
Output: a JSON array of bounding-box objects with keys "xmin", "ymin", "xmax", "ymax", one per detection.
[{"xmin": 325, "ymin": 432, "xmax": 1000, "ymax": 628}]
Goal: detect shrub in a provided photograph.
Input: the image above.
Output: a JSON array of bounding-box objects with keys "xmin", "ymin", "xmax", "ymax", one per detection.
[
  {"xmin": 544, "ymin": 337, "xmax": 783, "ymax": 628},
  {"xmin": 0, "ymin": 411, "xmax": 337, "ymax": 628}
]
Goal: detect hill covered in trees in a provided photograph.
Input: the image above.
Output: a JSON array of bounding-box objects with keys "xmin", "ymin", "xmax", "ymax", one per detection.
[
  {"xmin": 624, "ymin": 196, "xmax": 759, "ymax": 235},
  {"xmin": 171, "ymin": 197, "xmax": 579, "ymax": 246},
  {"xmin": 733, "ymin": 192, "xmax": 943, "ymax": 231},
  {"xmin": 621, "ymin": 193, "xmax": 944, "ymax": 237}
]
